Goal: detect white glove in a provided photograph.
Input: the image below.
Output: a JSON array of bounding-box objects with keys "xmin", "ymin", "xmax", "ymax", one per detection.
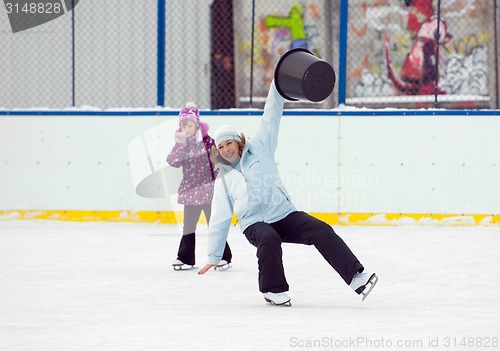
[{"xmin": 175, "ymin": 130, "xmax": 188, "ymax": 144}]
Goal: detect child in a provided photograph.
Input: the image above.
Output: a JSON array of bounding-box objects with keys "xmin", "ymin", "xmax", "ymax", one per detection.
[
  {"xmin": 198, "ymin": 83, "xmax": 377, "ymax": 305},
  {"xmin": 167, "ymin": 103, "xmax": 232, "ymax": 270}
]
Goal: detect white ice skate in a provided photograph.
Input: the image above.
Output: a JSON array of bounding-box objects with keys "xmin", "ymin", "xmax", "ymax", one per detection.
[
  {"xmin": 263, "ymin": 292, "xmax": 291, "ymax": 306},
  {"xmin": 350, "ymin": 271, "xmax": 378, "ymax": 301},
  {"xmin": 215, "ymin": 259, "xmax": 232, "ymax": 271},
  {"xmin": 172, "ymin": 259, "xmax": 196, "ymax": 271}
]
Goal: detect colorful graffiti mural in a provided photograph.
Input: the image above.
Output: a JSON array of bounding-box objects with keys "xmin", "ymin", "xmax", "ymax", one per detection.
[
  {"xmin": 383, "ymin": 0, "xmax": 452, "ymax": 95},
  {"xmin": 265, "ymin": 4, "xmax": 308, "ymax": 50},
  {"xmin": 237, "ymin": 2, "xmax": 324, "ymax": 90},
  {"xmin": 263, "ymin": 3, "xmax": 322, "ymax": 55},
  {"xmin": 351, "ymin": 0, "xmax": 491, "ymax": 100},
  {"xmin": 231, "ymin": 0, "xmax": 493, "ymax": 106}
]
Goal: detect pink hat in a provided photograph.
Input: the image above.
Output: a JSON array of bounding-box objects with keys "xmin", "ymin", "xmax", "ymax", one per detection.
[
  {"xmin": 177, "ymin": 102, "xmax": 209, "ymax": 142},
  {"xmin": 178, "ymin": 102, "xmax": 200, "ymax": 127}
]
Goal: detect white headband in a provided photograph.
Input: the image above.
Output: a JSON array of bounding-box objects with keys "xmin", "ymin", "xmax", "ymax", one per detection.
[{"xmin": 214, "ymin": 125, "xmax": 241, "ymax": 146}]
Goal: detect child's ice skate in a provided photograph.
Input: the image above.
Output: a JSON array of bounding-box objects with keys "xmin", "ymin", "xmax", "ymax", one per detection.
[
  {"xmin": 263, "ymin": 292, "xmax": 291, "ymax": 306},
  {"xmin": 350, "ymin": 271, "xmax": 378, "ymax": 301},
  {"xmin": 172, "ymin": 259, "xmax": 196, "ymax": 271}
]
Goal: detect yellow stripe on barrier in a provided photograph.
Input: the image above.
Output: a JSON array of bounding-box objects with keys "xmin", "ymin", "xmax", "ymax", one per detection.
[
  {"xmin": 0, "ymin": 210, "xmax": 235, "ymax": 224},
  {"xmin": 0, "ymin": 210, "xmax": 499, "ymax": 226}
]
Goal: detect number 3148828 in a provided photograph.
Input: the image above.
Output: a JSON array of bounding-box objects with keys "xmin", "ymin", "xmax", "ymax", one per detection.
[{"xmin": 5, "ymin": 3, "xmax": 63, "ymax": 14}]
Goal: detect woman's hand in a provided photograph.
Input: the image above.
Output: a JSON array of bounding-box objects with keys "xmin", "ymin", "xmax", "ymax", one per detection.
[
  {"xmin": 198, "ymin": 264, "xmax": 217, "ymax": 275},
  {"xmin": 209, "ymin": 145, "xmax": 220, "ymax": 163}
]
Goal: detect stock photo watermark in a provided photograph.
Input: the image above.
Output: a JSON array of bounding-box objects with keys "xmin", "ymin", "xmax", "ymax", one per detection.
[
  {"xmin": 289, "ymin": 336, "xmax": 499, "ymax": 349},
  {"xmin": 282, "ymin": 170, "xmax": 380, "ymax": 208},
  {"xmin": 163, "ymin": 169, "xmax": 380, "ymax": 212},
  {"xmin": 3, "ymin": 0, "xmax": 79, "ymax": 33}
]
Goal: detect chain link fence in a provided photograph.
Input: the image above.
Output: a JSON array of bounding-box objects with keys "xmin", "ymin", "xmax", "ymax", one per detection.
[
  {"xmin": 0, "ymin": 1, "xmax": 72, "ymax": 108},
  {"xmin": 0, "ymin": 0, "xmax": 158, "ymax": 109},
  {"xmin": 1, "ymin": 0, "xmax": 498, "ymax": 109},
  {"xmin": 232, "ymin": 0, "xmax": 338, "ymax": 109},
  {"xmin": 75, "ymin": 0, "xmax": 157, "ymax": 109},
  {"xmin": 347, "ymin": 0, "xmax": 497, "ymax": 109}
]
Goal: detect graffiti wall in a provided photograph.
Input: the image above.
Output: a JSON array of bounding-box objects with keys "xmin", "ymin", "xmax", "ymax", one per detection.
[
  {"xmin": 348, "ymin": 0, "xmax": 493, "ymax": 107},
  {"xmin": 232, "ymin": 0, "xmax": 497, "ymax": 109},
  {"xmin": 233, "ymin": 0, "xmax": 334, "ymax": 107}
]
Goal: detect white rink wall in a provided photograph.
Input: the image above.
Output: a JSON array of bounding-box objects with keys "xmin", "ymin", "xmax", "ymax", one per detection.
[{"xmin": 1, "ymin": 110, "xmax": 500, "ymax": 225}]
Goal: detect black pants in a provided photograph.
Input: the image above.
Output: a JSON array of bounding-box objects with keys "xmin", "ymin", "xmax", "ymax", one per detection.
[
  {"xmin": 177, "ymin": 204, "xmax": 232, "ymax": 265},
  {"xmin": 243, "ymin": 211, "xmax": 363, "ymax": 293}
]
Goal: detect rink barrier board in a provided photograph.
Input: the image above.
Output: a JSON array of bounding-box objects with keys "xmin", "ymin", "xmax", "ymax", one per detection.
[
  {"xmin": 1, "ymin": 109, "xmax": 500, "ymax": 225},
  {"xmin": 1, "ymin": 210, "xmax": 499, "ymax": 227}
]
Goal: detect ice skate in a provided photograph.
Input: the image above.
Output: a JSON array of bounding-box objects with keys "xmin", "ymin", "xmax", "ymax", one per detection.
[
  {"xmin": 215, "ymin": 259, "xmax": 232, "ymax": 271},
  {"xmin": 350, "ymin": 271, "xmax": 378, "ymax": 301},
  {"xmin": 263, "ymin": 292, "xmax": 291, "ymax": 306},
  {"xmin": 172, "ymin": 259, "xmax": 196, "ymax": 271}
]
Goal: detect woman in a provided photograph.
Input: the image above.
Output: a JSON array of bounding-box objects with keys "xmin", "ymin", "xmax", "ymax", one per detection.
[{"xmin": 198, "ymin": 82, "xmax": 377, "ymax": 305}]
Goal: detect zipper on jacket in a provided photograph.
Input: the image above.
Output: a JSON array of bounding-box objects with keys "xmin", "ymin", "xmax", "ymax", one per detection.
[{"xmin": 277, "ymin": 185, "xmax": 291, "ymax": 203}]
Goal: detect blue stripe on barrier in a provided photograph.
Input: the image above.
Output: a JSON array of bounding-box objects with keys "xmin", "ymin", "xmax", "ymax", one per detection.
[{"xmin": 1, "ymin": 110, "xmax": 499, "ymax": 117}]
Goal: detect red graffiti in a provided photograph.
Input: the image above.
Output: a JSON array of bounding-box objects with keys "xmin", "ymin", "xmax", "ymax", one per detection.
[{"xmin": 383, "ymin": 0, "xmax": 452, "ymax": 95}]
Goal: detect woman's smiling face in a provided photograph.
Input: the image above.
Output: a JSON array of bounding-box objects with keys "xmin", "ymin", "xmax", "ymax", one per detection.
[{"xmin": 218, "ymin": 139, "xmax": 240, "ymax": 163}]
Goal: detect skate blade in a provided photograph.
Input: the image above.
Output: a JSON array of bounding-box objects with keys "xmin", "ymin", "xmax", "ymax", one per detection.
[
  {"xmin": 173, "ymin": 265, "xmax": 197, "ymax": 271},
  {"xmin": 361, "ymin": 273, "xmax": 378, "ymax": 301},
  {"xmin": 264, "ymin": 298, "xmax": 292, "ymax": 307},
  {"xmin": 215, "ymin": 263, "xmax": 232, "ymax": 271}
]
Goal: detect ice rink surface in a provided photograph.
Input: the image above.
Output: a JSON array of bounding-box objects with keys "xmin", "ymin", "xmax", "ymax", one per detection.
[{"xmin": 1, "ymin": 221, "xmax": 499, "ymax": 351}]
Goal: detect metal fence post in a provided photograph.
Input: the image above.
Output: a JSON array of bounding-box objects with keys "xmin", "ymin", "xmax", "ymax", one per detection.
[
  {"xmin": 338, "ymin": 0, "xmax": 348, "ymax": 106},
  {"xmin": 249, "ymin": 0, "xmax": 256, "ymax": 109},
  {"xmin": 434, "ymin": 0, "xmax": 442, "ymax": 108},
  {"xmin": 157, "ymin": 0, "xmax": 166, "ymax": 107},
  {"xmin": 71, "ymin": 0, "xmax": 76, "ymax": 107}
]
